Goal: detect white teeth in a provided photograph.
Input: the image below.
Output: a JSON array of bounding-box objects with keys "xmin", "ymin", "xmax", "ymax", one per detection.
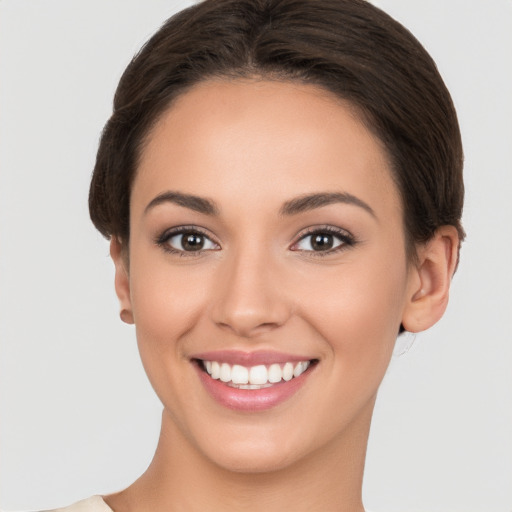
[
  {"xmin": 249, "ymin": 365, "xmax": 268, "ymax": 385},
  {"xmin": 236, "ymin": 383, "xmax": 273, "ymax": 389},
  {"xmin": 282, "ymin": 362, "xmax": 294, "ymax": 381},
  {"xmin": 220, "ymin": 363, "xmax": 231, "ymax": 382},
  {"xmin": 231, "ymin": 364, "xmax": 249, "ymax": 384},
  {"xmin": 293, "ymin": 361, "xmax": 308, "ymax": 378},
  {"xmin": 211, "ymin": 361, "xmax": 220, "ymax": 379},
  {"xmin": 268, "ymin": 363, "xmax": 282, "ymax": 383},
  {"xmin": 202, "ymin": 359, "xmax": 312, "ymax": 387}
]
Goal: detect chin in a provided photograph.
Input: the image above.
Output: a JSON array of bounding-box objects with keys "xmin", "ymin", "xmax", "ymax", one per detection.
[
  {"xmin": 174, "ymin": 414, "xmax": 308, "ymax": 474},
  {"xmin": 207, "ymin": 439, "xmax": 303, "ymax": 475}
]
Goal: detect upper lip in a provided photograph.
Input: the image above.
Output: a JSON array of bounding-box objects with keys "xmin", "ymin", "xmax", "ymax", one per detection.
[{"xmin": 190, "ymin": 350, "xmax": 316, "ymax": 366}]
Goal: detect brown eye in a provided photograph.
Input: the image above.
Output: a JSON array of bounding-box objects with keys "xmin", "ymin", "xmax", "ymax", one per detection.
[
  {"xmin": 310, "ymin": 233, "xmax": 334, "ymax": 251},
  {"xmin": 292, "ymin": 228, "xmax": 354, "ymax": 254},
  {"xmin": 182, "ymin": 233, "xmax": 205, "ymax": 251},
  {"xmin": 165, "ymin": 230, "xmax": 218, "ymax": 252}
]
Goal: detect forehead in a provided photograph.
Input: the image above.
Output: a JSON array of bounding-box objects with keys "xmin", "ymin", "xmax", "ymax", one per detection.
[{"xmin": 133, "ymin": 79, "xmax": 400, "ymax": 219}]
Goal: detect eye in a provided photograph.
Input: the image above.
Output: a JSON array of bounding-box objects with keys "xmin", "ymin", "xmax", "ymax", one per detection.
[
  {"xmin": 156, "ymin": 227, "xmax": 219, "ymax": 255},
  {"xmin": 291, "ymin": 227, "xmax": 355, "ymax": 254}
]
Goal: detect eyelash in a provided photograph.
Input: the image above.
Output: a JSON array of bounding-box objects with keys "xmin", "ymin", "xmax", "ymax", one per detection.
[
  {"xmin": 155, "ymin": 225, "xmax": 356, "ymax": 257},
  {"xmin": 155, "ymin": 225, "xmax": 220, "ymax": 257},
  {"xmin": 290, "ymin": 226, "xmax": 356, "ymax": 257}
]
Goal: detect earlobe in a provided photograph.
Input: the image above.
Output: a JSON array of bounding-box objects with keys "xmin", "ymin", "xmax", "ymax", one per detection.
[
  {"xmin": 110, "ymin": 237, "xmax": 134, "ymax": 325},
  {"xmin": 402, "ymin": 226, "xmax": 459, "ymax": 333}
]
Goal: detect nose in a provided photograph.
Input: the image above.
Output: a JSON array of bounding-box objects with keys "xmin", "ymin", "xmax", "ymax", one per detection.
[{"xmin": 210, "ymin": 248, "xmax": 291, "ymax": 339}]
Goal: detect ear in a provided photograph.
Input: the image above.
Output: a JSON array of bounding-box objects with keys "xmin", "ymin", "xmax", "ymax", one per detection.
[
  {"xmin": 401, "ymin": 226, "xmax": 460, "ymax": 333},
  {"xmin": 110, "ymin": 237, "xmax": 134, "ymax": 325}
]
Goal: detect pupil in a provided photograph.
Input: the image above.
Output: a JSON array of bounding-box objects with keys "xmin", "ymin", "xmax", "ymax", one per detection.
[
  {"xmin": 183, "ymin": 233, "xmax": 204, "ymax": 251},
  {"xmin": 312, "ymin": 234, "xmax": 333, "ymax": 251}
]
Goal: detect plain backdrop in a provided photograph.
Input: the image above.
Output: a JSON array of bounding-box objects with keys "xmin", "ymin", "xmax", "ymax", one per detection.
[{"xmin": 1, "ymin": 1, "xmax": 511, "ymax": 511}]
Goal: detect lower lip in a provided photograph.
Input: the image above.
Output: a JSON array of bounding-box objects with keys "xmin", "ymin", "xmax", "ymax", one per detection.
[{"xmin": 195, "ymin": 363, "xmax": 314, "ymax": 412}]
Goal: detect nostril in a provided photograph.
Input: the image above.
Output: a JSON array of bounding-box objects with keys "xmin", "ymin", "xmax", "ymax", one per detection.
[
  {"xmin": 214, "ymin": 317, "xmax": 284, "ymax": 338},
  {"xmin": 210, "ymin": 266, "xmax": 292, "ymax": 336}
]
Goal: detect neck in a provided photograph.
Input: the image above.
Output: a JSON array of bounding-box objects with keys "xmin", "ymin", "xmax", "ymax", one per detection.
[{"xmin": 105, "ymin": 398, "xmax": 375, "ymax": 512}]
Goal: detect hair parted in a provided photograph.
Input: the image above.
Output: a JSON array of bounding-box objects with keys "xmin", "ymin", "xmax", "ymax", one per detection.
[{"xmin": 89, "ymin": 0, "xmax": 464, "ymax": 256}]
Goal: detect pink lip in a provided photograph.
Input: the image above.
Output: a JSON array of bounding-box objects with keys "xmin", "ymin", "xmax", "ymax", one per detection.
[
  {"xmin": 191, "ymin": 350, "xmax": 313, "ymax": 366},
  {"xmin": 193, "ymin": 358, "xmax": 316, "ymax": 412},
  {"xmin": 191, "ymin": 350, "xmax": 317, "ymax": 412}
]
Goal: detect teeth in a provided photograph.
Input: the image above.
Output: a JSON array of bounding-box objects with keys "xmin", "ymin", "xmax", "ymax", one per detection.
[
  {"xmin": 202, "ymin": 359, "xmax": 312, "ymax": 387},
  {"xmin": 220, "ymin": 363, "xmax": 231, "ymax": 382},
  {"xmin": 268, "ymin": 363, "xmax": 282, "ymax": 383},
  {"xmin": 249, "ymin": 365, "xmax": 268, "ymax": 385},
  {"xmin": 236, "ymin": 383, "xmax": 273, "ymax": 389},
  {"xmin": 293, "ymin": 361, "xmax": 308, "ymax": 377},
  {"xmin": 231, "ymin": 364, "xmax": 249, "ymax": 384},
  {"xmin": 211, "ymin": 361, "xmax": 220, "ymax": 380},
  {"xmin": 282, "ymin": 362, "xmax": 294, "ymax": 381}
]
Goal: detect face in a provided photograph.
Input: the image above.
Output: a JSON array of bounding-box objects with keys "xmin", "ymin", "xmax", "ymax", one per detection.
[{"xmin": 119, "ymin": 79, "xmax": 415, "ymax": 473}]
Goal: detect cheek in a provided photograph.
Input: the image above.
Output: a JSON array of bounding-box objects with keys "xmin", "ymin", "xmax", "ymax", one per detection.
[
  {"xmin": 127, "ymin": 255, "xmax": 216, "ymax": 416},
  {"xmin": 285, "ymin": 252, "xmax": 409, "ymax": 442},
  {"xmin": 297, "ymin": 249, "xmax": 408, "ymax": 369},
  {"xmin": 128, "ymin": 250, "xmax": 213, "ymax": 367}
]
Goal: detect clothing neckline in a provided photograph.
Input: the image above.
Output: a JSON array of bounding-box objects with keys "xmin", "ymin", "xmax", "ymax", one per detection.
[{"xmin": 95, "ymin": 496, "xmax": 113, "ymax": 512}]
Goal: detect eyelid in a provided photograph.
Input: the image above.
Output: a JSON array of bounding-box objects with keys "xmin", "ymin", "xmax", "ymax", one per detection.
[
  {"xmin": 290, "ymin": 225, "xmax": 356, "ymax": 255},
  {"xmin": 154, "ymin": 224, "xmax": 356, "ymax": 257},
  {"xmin": 155, "ymin": 225, "xmax": 221, "ymax": 255}
]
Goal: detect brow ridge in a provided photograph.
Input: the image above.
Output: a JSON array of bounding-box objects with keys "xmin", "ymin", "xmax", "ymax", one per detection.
[
  {"xmin": 144, "ymin": 190, "xmax": 375, "ymax": 219},
  {"xmin": 280, "ymin": 192, "xmax": 376, "ymax": 218},
  {"xmin": 144, "ymin": 191, "xmax": 219, "ymax": 216}
]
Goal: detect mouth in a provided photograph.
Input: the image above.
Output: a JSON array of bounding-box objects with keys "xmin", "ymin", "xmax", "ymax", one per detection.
[
  {"xmin": 191, "ymin": 353, "xmax": 318, "ymax": 411},
  {"xmin": 196, "ymin": 359, "xmax": 315, "ymax": 389}
]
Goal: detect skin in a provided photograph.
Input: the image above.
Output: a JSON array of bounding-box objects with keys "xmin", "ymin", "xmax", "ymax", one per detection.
[{"xmin": 105, "ymin": 80, "xmax": 459, "ymax": 511}]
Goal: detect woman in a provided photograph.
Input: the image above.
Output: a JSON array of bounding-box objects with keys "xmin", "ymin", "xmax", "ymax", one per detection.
[{"xmin": 48, "ymin": 0, "xmax": 463, "ymax": 510}]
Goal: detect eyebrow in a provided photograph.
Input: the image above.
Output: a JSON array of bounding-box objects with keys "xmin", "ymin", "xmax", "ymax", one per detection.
[
  {"xmin": 280, "ymin": 192, "xmax": 376, "ymax": 218},
  {"xmin": 144, "ymin": 191, "xmax": 219, "ymax": 216},
  {"xmin": 144, "ymin": 190, "xmax": 376, "ymax": 219}
]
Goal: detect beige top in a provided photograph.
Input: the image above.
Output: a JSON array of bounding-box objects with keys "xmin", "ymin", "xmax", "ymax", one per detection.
[
  {"xmin": 35, "ymin": 495, "xmax": 375, "ymax": 511},
  {"xmin": 44, "ymin": 497, "xmax": 112, "ymax": 512}
]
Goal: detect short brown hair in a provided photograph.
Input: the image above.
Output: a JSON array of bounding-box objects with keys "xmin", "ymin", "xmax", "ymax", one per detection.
[{"xmin": 89, "ymin": 0, "xmax": 464, "ymax": 257}]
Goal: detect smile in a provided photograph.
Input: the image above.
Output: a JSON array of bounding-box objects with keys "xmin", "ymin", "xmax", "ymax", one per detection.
[
  {"xmin": 201, "ymin": 360, "xmax": 312, "ymax": 389},
  {"xmin": 192, "ymin": 351, "xmax": 318, "ymax": 411}
]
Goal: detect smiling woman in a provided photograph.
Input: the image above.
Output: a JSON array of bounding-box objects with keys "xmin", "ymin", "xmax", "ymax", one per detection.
[
  {"xmin": 16, "ymin": 0, "xmax": 467, "ymax": 511},
  {"xmin": 112, "ymin": 81, "xmax": 419, "ymax": 467}
]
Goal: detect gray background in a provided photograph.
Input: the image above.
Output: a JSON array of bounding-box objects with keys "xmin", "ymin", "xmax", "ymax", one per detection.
[{"xmin": 1, "ymin": 1, "xmax": 511, "ymax": 511}]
